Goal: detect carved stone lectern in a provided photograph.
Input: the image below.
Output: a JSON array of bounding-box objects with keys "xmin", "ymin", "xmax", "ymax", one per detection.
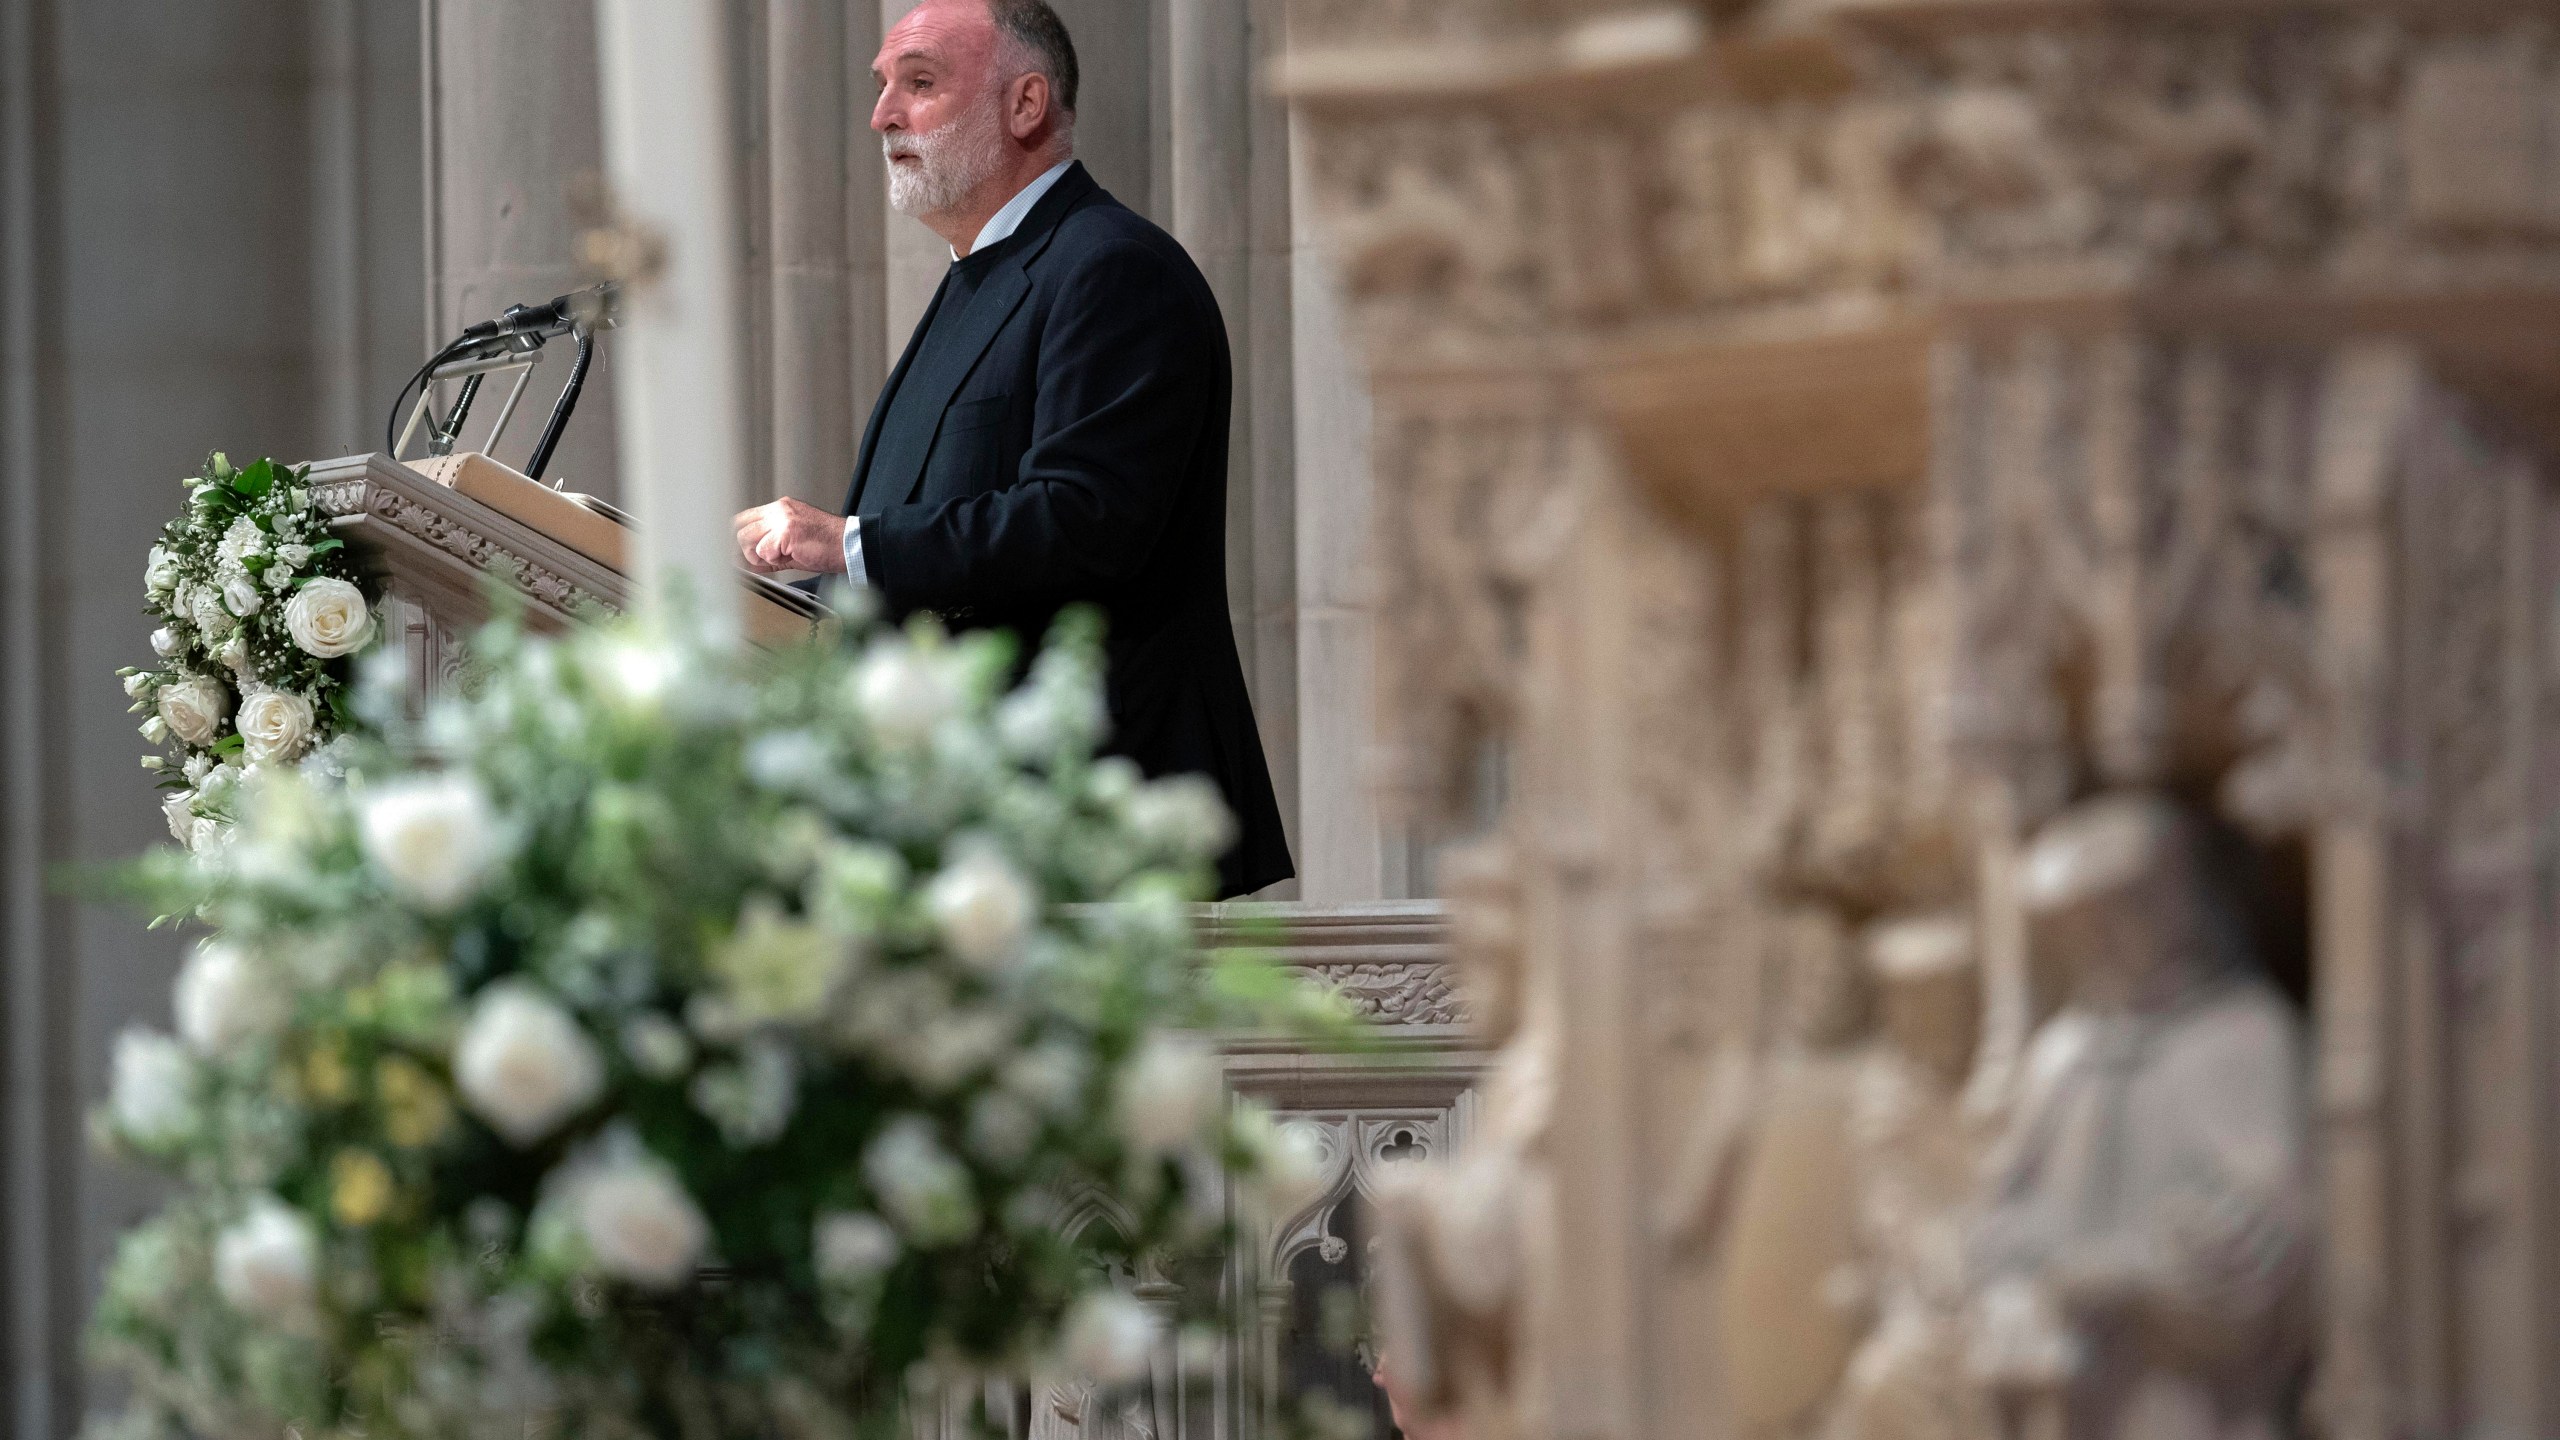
[{"xmin": 305, "ymin": 451, "xmax": 817, "ymax": 693}]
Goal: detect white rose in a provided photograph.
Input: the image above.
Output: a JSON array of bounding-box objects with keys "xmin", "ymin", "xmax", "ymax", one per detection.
[
  {"xmin": 149, "ymin": 627, "xmax": 180, "ymax": 658},
  {"xmin": 574, "ymin": 1154, "xmax": 709, "ymax": 1288},
  {"xmin": 454, "ymin": 982, "xmax": 604, "ymax": 1146},
  {"xmin": 925, "ymin": 849, "xmax": 1033, "ymax": 970},
  {"xmin": 162, "ymin": 789, "xmax": 197, "ymax": 844},
  {"xmin": 360, "ymin": 775, "xmax": 504, "ymax": 911},
  {"xmin": 812, "ymin": 1210, "xmax": 900, "ymax": 1286},
  {"xmin": 1115, "ymin": 1032, "xmax": 1222, "ymax": 1155},
  {"xmin": 109, "ymin": 1029, "xmax": 195, "ymax": 1143},
  {"xmin": 852, "ymin": 644, "xmax": 957, "ymax": 747},
  {"xmin": 173, "ymin": 940, "xmax": 291, "ymax": 1056},
  {"xmin": 213, "ymin": 1197, "xmax": 318, "ymax": 1330},
  {"xmin": 156, "ymin": 676, "xmax": 230, "ymax": 748},
  {"xmin": 222, "ymin": 571, "xmax": 263, "ymax": 618},
  {"xmin": 284, "ymin": 577, "xmax": 370, "ymax": 659},
  {"xmin": 188, "ymin": 815, "xmax": 225, "ymax": 853},
  {"xmin": 1060, "ymin": 1289, "xmax": 1159, "ymax": 1383},
  {"xmin": 235, "ymin": 689, "xmax": 315, "ymax": 765},
  {"xmin": 218, "ymin": 634, "xmax": 249, "ymax": 672},
  {"xmin": 144, "ymin": 545, "xmax": 180, "ymax": 596}
]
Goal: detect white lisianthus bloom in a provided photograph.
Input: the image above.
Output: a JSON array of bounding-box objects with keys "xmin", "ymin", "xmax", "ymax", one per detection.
[
  {"xmin": 709, "ymin": 895, "xmax": 848, "ymax": 1023},
  {"xmin": 236, "ymin": 689, "xmax": 315, "ymax": 765},
  {"xmin": 213, "ymin": 1197, "xmax": 318, "ymax": 1331},
  {"xmin": 221, "ymin": 571, "xmax": 263, "ymax": 618},
  {"xmin": 173, "ymin": 940, "xmax": 291, "ymax": 1056},
  {"xmin": 1060, "ymin": 1289, "xmax": 1159, "ymax": 1383},
  {"xmin": 162, "ymin": 789, "xmax": 197, "ymax": 844},
  {"xmin": 275, "ymin": 541, "xmax": 312, "ymax": 569},
  {"xmin": 360, "ymin": 775, "xmax": 504, "ymax": 911},
  {"xmin": 812, "ymin": 1210, "xmax": 900, "ymax": 1286},
  {"xmin": 138, "ymin": 715, "xmax": 169, "ymax": 746},
  {"xmin": 620, "ymin": 1013, "xmax": 694, "ymax": 1080},
  {"xmin": 188, "ymin": 816, "xmax": 225, "ymax": 853},
  {"xmin": 863, "ymin": 1116, "xmax": 978, "ymax": 1243},
  {"xmin": 217, "ymin": 633, "xmax": 249, "ymax": 673},
  {"xmin": 182, "ymin": 752, "xmax": 214, "ymax": 785},
  {"xmin": 266, "ymin": 565, "xmax": 294, "ymax": 592},
  {"xmin": 925, "ymin": 849, "xmax": 1033, "ymax": 970},
  {"xmin": 156, "ymin": 675, "xmax": 230, "ymax": 747},
  {"xmin": 1237, "ymin": 1108, "xmax": 1330, "ymax": 1221},
  {"xmin": 1124, "ymin": 775, "xmax": 1237, "ymax": 860},
  {"xmin": 1001, "ymin": 1040, "xmax": 1091, "ymax": 1117},
  {"xmin": 900, "ymin": 1007, "xmax": 1016, "ymax": 1092},
  {"xmin": 189, "ymin": 585, "xmax": 235, "ymax": 638},
  {"xmin": 144, "ymin": 545, "xmax": 180, "ymax": 596},
  {"xmin": 122, "ymin": 670, "xmax": 152, "ymax": 699},
  {"xmin": 852, "ymin": 643, "xmax": 957, "ymax": 747},
  {"xmin": 966, "ymin": 1091, "xmax": 1041, "ymax": 1167},
  {"xmin": 217, "ymin": 517, "xmax": 267, "ymax": 567},
  {"xmin": 109, "ymin": 1029, "xmax": 195, "ymax": 1143},
  {"xmin": 1115, "ymin": 1032, "xmax": 1223, "ymax": 1155},
  {"xmin": 453, "ymin": 982, "xmax": 604, "ymax": 1146},
  {"xmin": 284, "ymin": 577, "xmax": 370, "ymax": 658},
  {"xmin": 149, "ymin": 626, "xmax": 180, "ymax": 658},
  {"xmin": 573, "ymin": 1152, "xmax": 709, "ymax": 1288}
]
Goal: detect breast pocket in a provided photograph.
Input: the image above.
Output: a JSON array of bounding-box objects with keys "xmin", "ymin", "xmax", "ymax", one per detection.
[{"xmin": 922, "ymin": 395, "xmax": 1011, "ymax": 500}]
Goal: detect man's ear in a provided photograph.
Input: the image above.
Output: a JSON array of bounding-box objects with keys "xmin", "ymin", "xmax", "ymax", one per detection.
[{"xmin": 1007, "ymin": 71, "xmax": 1051, "ymax": 142}]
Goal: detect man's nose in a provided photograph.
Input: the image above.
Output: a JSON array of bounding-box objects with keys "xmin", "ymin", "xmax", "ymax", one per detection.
[{"xmin": 871, "ymin": 88, "xmax": 899, "ymax": 133}]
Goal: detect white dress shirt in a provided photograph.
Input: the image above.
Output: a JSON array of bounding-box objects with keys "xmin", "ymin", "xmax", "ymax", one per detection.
[{"xmin": 844, "ymin": 158, "xmax": 1075, "ymax": 585}]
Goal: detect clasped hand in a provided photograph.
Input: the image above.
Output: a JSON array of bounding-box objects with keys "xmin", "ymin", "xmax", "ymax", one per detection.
[{"xmin": 733, "ymin": 497, "xmax": 846, "ymax": 575}]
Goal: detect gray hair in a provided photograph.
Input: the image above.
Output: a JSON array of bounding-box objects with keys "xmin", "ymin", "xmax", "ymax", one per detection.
[{"xmin": 990, "ymin": 0, "xmax": 1078, "ymax": 119}]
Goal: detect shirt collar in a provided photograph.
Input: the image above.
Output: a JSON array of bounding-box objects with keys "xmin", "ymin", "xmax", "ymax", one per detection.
[{"xmin": 954, "ymin": 158, "xmax": 1075, "ymax": 261}]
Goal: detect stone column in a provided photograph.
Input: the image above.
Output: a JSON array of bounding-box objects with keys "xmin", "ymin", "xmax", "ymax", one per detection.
[
  {"xmin": 1288, "ymin": 110, "xmax": 1399, "ymax": 902},
  {"xmin": 422, "ymin": 0, "xmax": 619, "ymax": 496},
  {"xmin": 766, "ymin": 0, "xmax": 858, "ymax": 507},
  {"xmin": 1168, "ymin": 0, "xmax": 1298, "ymax": 889}
]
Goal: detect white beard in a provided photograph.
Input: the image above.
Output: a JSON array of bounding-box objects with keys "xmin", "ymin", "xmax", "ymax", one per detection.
[{"xmin": 885, "ymin": 95, "xmax": 1008, "ymax": 220}]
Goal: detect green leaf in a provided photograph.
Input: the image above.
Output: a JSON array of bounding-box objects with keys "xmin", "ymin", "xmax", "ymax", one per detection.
[
  {"xmin": 211, "ymin": 733, "xmax": 244, "ymax": 757},
  {"xmin": 235, "ymin": 458, "xmax": 276, "ymax": 497},
  {"xmin": 307, "ymin": 538, "xmax": 344, "ymax": 557}
]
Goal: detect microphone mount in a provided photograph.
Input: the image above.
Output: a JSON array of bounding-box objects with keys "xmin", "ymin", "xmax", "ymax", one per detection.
[{"xmin": 387, "ymin": 282, "xmax": 621, "ymax": 482}]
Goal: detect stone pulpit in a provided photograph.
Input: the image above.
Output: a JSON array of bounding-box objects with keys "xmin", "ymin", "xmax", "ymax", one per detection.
[{"xmin": 305, "ymin": 450, "xmax": 820, "ymax": 693}]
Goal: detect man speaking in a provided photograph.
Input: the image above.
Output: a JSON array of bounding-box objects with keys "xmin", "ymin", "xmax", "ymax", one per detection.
[{"xmin": 733, "ymin": 0, "xmax": 1291, "ymax": 899}]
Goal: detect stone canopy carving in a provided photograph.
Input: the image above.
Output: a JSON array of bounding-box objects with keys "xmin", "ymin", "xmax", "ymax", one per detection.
[{"xmin": 1278, "ymin": 3, "xmax": 2560, "ymax": 1438}]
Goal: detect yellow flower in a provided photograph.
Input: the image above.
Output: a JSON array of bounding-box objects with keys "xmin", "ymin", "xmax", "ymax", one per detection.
[
  {"xmin": 377, "ymin": 1056, "xmax": 453, "ymax": 1149},
  {"xmin": 330, "ymin": 1149, "xmax": 396, "ymax": 1228},
  {"xmin": 304, "ymin": 1039, "xmax": 354, "ymax": 1105}
]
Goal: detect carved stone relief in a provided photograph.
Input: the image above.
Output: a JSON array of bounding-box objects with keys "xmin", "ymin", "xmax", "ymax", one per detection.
[{"xmin": 1279, "ymin": 3, "xmax": 2560, "ymax": 1439}]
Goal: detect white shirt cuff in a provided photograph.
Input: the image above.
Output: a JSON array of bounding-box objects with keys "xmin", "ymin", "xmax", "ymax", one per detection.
[{"xmin": 842, "ymin": 516, "xmax": 869, "ymax": 587}]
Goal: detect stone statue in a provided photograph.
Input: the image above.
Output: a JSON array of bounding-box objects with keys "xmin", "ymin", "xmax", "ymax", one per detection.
[
  {"xmin": 1369, "ymin": 839, "xmax": 1551, "ymax": 1440},
  {"xmin": 1966, "ymin": 793, "xmax": 2310, "ymax": 1440},
  {"xmin": 1823, "ymin": 915, "xmax": 1989, "ymax": 1440},
  {"xmin": 1658, "ymin": 912, "xmax": 1991, "ymax": 1440}
]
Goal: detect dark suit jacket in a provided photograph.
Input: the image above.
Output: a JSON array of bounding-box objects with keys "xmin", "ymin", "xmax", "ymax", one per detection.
[{"xmin": 840, "ymin": 162, "xmax": 1292, "ymax": 898}]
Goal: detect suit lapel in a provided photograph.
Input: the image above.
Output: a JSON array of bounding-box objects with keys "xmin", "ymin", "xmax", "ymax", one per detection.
[
  {"xmin": 864, "ymin": 164, "xmax": 1102, "ymax": 509},
  {"xmin": 844, "ymin": 268, "xmax": 954, "ymax": 515},
  {"xmin": 882, "ymin": 267, "xmax": 1033, "ymax": 506}
]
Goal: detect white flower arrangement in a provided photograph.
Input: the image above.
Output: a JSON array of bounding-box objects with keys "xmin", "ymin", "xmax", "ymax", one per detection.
[
  {"xmin": 122, "ymin": 454, "xmax": 375, "ymax": 849},
  {"xmin": 91, "ymin": 603, "xmax": 1358, "ymax": 1440}
]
